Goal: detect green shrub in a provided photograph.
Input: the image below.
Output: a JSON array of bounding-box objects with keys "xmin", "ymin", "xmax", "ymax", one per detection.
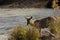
[{"xmin": 8, "ymin": 26, "xmax": 40, "ymax": 40}]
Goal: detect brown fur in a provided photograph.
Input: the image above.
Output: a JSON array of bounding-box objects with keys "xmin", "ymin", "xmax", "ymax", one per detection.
[{"xmin": 25, "ymin": 16, "xmax": 56, "ymax": 28}]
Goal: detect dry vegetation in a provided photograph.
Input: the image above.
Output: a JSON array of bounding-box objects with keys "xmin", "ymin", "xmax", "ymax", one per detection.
[
  {"xmin": 8, "ymin": 26, "xmax": 40, "ymax": 40},
  {"xmin": 52, "ymin": 0, "xmax": 60, "ymax": 10},
  {"xmin": 56, "ymin": 15, "xmax": 60, "ymax": 38}
]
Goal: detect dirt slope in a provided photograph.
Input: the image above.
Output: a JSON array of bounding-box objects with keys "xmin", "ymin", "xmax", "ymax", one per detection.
[{"xmin": 0, "ymin": 0, "xmax": 50, "ymax": 8}]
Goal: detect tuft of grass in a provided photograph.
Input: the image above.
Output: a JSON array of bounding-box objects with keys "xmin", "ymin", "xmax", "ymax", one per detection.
[
  {"xmin": 49, "ymin": 19, "xmax": 57, "ymax": 34},
  {"xmin": 52, "ymin": 0, "xmax": 60, "ymax": 10},
  {"xmin": 55, "ymin": 15, "xmax": 60, "ymax": 38},
  {"xmin": 8, "ymin": 26, "xmax": 40, "ymax": 40},
  {"xmin": 26, "ymin": 27, "xmax": 40, "ymax": 40}
]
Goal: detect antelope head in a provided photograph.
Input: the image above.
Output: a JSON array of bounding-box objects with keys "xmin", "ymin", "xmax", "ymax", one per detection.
[{"xmin": 25, "ymin": 16, "xmax": 33, "ymax": 25}]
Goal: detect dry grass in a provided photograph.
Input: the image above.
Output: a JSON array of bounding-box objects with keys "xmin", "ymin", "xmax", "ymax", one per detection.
[
  {"xmin": 55, "ymin": 15, "xmax": 60, "ymax": 38},
  {"xmin": 52, "ymin": 0, "xmax": 60, "ymax": 10},
  {"xmin": 8, "ymin": 26, "xmax": 40, "ymax": 40}
]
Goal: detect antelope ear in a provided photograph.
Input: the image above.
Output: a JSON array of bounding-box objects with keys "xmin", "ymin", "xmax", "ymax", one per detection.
[
  {"xmin": 30, "ymin": 16, "xmax": 32, "ymax": 19},
  {"xmin": 25, "ymin": 17, "xmax": 27, "ymax": 19},
  {"xmin": 25, "ymin": 16, "xmax": 27, "ymax": 19}
]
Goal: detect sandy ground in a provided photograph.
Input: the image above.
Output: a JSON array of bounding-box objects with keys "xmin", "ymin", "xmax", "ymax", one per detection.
[
  {"xmin": 0, "ymin": 8, "xmax": 60, "ymax": 40},
  {"xmin": 0, "ymin": 35, "xmax": 8, "ymax": 40},
  {"xmin": 0, "ymin": 8, "xmax": 59, "ymax": 17}
]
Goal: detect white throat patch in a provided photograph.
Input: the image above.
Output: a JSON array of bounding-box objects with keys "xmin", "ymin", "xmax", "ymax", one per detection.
[{"xmin": 30, "ymin": 19, "xmax": 36, "ymax": 25}]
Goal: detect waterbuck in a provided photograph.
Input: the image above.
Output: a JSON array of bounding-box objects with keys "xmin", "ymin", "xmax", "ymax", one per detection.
[
  {"xmin": 25, "ymin": 16, "xmax": 57, "ymax": 40},
  {"xmin": 25, "ymin": 16, "xmax": 56, "ymax": 28}
]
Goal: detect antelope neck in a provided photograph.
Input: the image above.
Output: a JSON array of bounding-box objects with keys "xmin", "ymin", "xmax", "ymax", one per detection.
[{"xmin": 29, "ymin": 19, "xmax": 36, "ymax": 25}]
